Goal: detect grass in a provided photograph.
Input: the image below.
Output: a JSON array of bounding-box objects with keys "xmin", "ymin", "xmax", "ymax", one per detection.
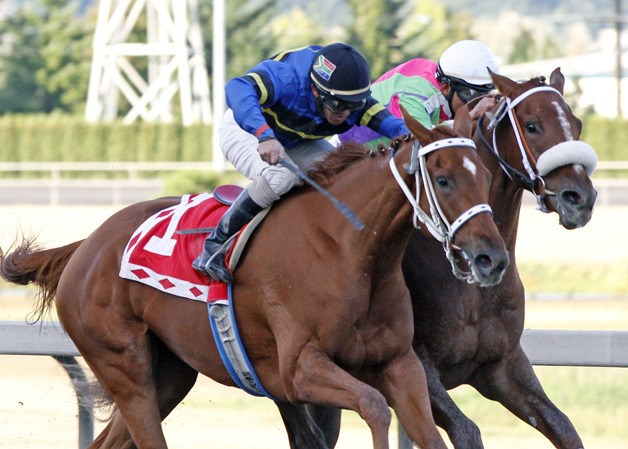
[
  {"xmin": 446, "ymin": 366, "xmax": 628, "ymax": 446},
  {"xmin": 440, "ymin": 297, "xmax": 628, "ymax": 447},
  {"xmin": 518, "ymin": 262, "xmax": 628, "ymax": 295}
]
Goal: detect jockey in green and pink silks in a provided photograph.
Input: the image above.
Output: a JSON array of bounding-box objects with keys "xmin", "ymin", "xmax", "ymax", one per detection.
[{"xmin": 338, "ymin": 40, "xmax": 501, "ymax": 149}]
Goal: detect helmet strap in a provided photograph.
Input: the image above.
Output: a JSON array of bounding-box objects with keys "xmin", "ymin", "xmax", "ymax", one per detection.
[
  {"xmin": 311, "ymin": 84, "xmax": 326, "ymax": 115},
  {"xmin": 442, "ymin": 82, "xmax": 455, "ymax": 117}
]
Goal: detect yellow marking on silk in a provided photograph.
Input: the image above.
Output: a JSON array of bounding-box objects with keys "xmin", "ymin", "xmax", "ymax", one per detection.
[
  {"xmin": 360, "ymin": 104, "xmax": 385, "ymax": 126},
  {"xmin": 249, "ymin": 73, "xmax": 268, "ymax": 105},
  {"xmin": 262, "ymin": 108, "xmax": 328, "ymax": 140}
]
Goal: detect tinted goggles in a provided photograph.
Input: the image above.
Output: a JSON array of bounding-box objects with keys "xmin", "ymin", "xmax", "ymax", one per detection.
[
  {"xmin": 319, "ymin": 92, "xmax": 367, "ymax": 113},
  {"xmin": 453, "ymin": 83, "xmax": 493, "ymax": 103}
]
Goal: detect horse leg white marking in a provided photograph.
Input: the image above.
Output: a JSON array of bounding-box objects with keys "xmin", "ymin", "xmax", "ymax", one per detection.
[{"xmin": 552, "ymin": 101, "xmax": 574, "ymax": 141}]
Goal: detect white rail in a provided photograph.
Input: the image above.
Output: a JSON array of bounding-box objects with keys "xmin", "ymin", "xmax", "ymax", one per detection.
[
  {"xmin": 1, "ymin": 321, "xmax": 627, "ymax": 449},
  {"xmin": 0, "ymin": 160, "xmax": 623, "ymax": 176},
  {"xmin": 0, "ymin": 161, "xmax": 622, "ymax": 206}
]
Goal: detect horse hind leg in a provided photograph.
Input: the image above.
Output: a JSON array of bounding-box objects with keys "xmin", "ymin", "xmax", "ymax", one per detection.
[
  {"xmin": 275, "ymin": 401, "xmax": 340, "ymax": 449},
  {"xmin": 62, "ymin": 315, "xmax": 167, "ymax": 449},
  {"xmin": 89, "ymin": 336, "xmax": 199, "ymax": 449},
  {"xmin": 305, "ymin": 404, "xmax": 341, "ymax": 448},
  {"xmin": 90, "ymin": 413, "xmax": 135, "ymax": 449}
]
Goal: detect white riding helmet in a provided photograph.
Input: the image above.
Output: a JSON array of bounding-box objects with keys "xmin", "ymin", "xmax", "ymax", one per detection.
[{"xmin": 437, "ymin": 40, "xmax": 499, "ymax": 87}]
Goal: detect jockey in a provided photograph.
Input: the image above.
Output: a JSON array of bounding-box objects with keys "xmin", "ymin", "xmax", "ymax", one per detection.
[
  {"xmin": 193, "ymin": 42, "xmax": 409, "ymax": 283},
  {"xmin": 338, "ymin": 39, "xmax": 500, "ymax": 147}
]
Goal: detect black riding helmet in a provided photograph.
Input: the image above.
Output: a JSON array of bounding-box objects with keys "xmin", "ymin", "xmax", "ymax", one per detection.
[{"xmin": 310, "ymin": 43, "xmax": 371, "ymax": 112}]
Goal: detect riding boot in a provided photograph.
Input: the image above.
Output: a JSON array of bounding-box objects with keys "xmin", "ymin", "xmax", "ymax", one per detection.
[{"xmin": 192, "ymin": 190, "xmax": 264, "ymax": 283}]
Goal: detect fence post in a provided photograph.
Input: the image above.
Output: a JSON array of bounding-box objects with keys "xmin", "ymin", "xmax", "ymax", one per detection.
[{"xmin": 53, "ymin": 355, "xmax": 94, "ymax": 449}]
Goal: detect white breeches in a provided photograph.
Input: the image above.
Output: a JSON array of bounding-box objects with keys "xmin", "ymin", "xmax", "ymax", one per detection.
[{"xmin": 219, "ymin": 109, "xmax": 335, "ymax": 207}]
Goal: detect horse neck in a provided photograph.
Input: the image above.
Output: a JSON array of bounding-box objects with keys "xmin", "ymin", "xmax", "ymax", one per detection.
[
  {"xmin": 476, "ymin": 122, "xmax": 524, "ymax": 249},
  {"xmin": 337, "ymin": 150, "xmax": 416, "ymax": 268}
]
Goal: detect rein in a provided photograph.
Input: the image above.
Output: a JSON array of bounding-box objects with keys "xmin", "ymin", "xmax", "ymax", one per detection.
[
  {"xmin": 389, "ymin": 137, "xmax": 492, "ymax": 284},
  {"xmin": 477, "ymin": 115, "xmax": 537, "ymax": 192}
]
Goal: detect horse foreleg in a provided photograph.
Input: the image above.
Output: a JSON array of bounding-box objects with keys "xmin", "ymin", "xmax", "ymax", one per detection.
[
  {"xmin": 470, "ymin": 347, "xmax": 584, "ymax": 449},
  {"xmin": 419, "ymin": 355, "xmax": 484, "ymax": 448},
  {"xmin": 376, "ymin": 350, "xmax": 447, "ymax": 449},
  {"xmin": 287, "ymin": 343, "xmax": 391, "ymax": 449}
]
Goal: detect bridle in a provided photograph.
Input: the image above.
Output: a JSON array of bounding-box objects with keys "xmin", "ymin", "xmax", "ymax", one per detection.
[
  {"xmin": 389, "ymin": 135, "xmax": 492, "ymax": 284},
  {"xmin": 477, "ymin": 86, "xmax": 597, "ymax": 212}
]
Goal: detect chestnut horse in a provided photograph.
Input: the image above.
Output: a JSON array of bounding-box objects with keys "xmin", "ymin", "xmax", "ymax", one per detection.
[
  {"xmin": 1, "ymin": 108, "xmax": 509, "ymax": 448},
  {"xmin": 287, "ymin": 69, "xmax": 599, "ymax": 449}
]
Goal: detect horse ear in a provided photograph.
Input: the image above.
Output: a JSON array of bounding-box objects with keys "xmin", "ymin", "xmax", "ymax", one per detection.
[
  {"xmin": 549, "ymin": 67, "xmax": 565, "ymax": 95},
  {"xmin": 453, "ymin": 105, "xmax": 473, "ymax": 138},
  {"xmin": 400, "ymin": 104, "xmax": 430, "ymax": 141},
  {"xmin": 488, "ymin": 68, "xmax": 516, "ymax": 98}
]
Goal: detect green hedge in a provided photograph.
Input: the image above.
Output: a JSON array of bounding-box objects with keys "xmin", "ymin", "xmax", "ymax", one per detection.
[
  {"xmin": 0, "ymin": 114, "xmax": 213, "ymax": 163},
  {"xmin": 0, "ymin": 113, "xmax": 625, "ymax": 164},
  {"xmin": 580, "ymin": 115, "xmax": 628, "ymax": 161}
]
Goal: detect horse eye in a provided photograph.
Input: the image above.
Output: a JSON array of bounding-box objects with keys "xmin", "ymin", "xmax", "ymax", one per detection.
[
  {"xmin": 525, "ymin": 123, "xmax": 539, "ymax": 133},
  {"xmin": 435, "ymin": 176, "xmax": 449, "ymax": 187}
]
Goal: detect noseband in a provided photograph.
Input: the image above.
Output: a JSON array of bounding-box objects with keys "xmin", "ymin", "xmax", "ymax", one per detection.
[
  {"xmin": 389, "ymin": 136, "xmax": 492, "ymax": 283},
  {"xmin": 479, "ymin": 86, "xmax": 597, "ymax": 212}
]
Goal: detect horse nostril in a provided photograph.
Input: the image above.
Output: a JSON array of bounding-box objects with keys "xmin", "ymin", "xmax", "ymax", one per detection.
[
  {"xmin": 474, "ymin": 254, "xmax": 494, "ymax": 274},
  {"xmin": 561, "ymin": 190, "xmax": 582, "ymax": 207},
  {"xmin": 474, "ymin": 250, "xmax": 509, "ymax": 277}
]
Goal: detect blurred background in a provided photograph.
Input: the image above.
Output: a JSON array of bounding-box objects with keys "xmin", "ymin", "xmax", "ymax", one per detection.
[{"xmin": 0, "ymin": 0, "xmax": 626, "ymax": 448}]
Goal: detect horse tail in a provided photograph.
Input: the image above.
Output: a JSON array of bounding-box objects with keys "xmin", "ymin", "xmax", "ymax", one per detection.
[{"xmin": 0, "ymin": 238, "xmax": 83, "ymax": 322}]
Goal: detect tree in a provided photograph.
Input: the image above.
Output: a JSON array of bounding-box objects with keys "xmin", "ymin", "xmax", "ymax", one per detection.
[
  {"xmin": 0, "ymin": 0, "xmax": 93, "ymax": 114},
  {"xmin": 198, "ymin": 0, "xmax": 279, "ymax": 88},
  {"xmin": 271, "ymin": 8, "xmax": 331, "ymax": 51},
  {"xmin": 508, "ymin": 28, "xmax": 536, "ymax": 64},
  {"xmin": 345, "ymin": 0, "xmax": 406, "ymax": 77},
  {"xmin": 345, "ymin": 0, "xmax": 474, "ymax": 78},
  {"xmin": 396, "ymin": 0, "xmax": 473, "ymax": 63},
  {"xmin": 0, "ymin": 8, "xmax": 44, "ymax": 113},
  {"xmin": 37, "ymin": 0, "xmax": 93, "ymax": 113}
]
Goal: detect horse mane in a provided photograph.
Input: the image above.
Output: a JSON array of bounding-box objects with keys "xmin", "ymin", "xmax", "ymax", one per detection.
[
  {"xmin": 308, "ymin": 141, "xmax": 389, "ymax": 186},
  {"xmin": 525, "ymin": 75, "xmax": 547, "ymax": 88}
]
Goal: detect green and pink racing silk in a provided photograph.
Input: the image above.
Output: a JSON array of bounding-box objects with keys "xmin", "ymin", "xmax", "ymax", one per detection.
[{"xmin": 339, "ymin": 58, "xmax": 451, "ymax": 148}]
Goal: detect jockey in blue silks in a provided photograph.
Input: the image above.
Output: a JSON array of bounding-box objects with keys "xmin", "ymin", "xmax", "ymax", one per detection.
[{"xmin": 193, "ymin": 43, "xmax": 409, "ymax": 283}]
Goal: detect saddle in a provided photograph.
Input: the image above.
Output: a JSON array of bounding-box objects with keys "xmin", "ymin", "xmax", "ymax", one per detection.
[
  {"xmin": 119, "ymin": 185, "xmax": 268, "ymax": 303},
  {"xmin": 118, "ymin": 185, "xmax": 274, "ymax": 398}
]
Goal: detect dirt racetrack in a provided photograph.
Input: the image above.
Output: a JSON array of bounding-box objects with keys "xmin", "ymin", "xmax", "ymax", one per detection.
[
  {"xmin": 2, "ymin": 202, "xmax": 627, "ymax": 264},
  {"xmin": 1, "ymin": 203, "xmax": 627, "ymax": 448}
]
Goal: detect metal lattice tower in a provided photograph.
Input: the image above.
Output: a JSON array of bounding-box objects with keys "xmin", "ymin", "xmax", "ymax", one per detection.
[{"xmin": 85, "ymin": 0, "xmax": 212, "ymax": 126}]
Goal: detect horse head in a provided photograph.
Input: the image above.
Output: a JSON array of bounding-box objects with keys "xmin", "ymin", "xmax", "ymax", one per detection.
[
  {"xmin": 486, "ymin": 68, "xmax": 597, "ymax": 229},
  {"xmin": 398, "ymin": 105, "xmax": 509, "ymax": 287}
]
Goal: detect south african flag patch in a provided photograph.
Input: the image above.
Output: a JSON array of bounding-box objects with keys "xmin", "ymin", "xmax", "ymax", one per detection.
[{"xmin": 312, "ymin": 55, "xmax": 336, "ymax": 81}]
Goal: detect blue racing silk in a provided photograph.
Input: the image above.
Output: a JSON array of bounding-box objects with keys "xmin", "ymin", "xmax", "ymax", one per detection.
[{"xmin": 225, "ymin": 46, "xmax": 408, "ymax": 149}]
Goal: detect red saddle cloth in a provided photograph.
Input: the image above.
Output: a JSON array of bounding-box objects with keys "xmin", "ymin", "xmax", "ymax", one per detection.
[{"xmin": 119, "ymin": 189, "xmax": 243, "ymax": 303}]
